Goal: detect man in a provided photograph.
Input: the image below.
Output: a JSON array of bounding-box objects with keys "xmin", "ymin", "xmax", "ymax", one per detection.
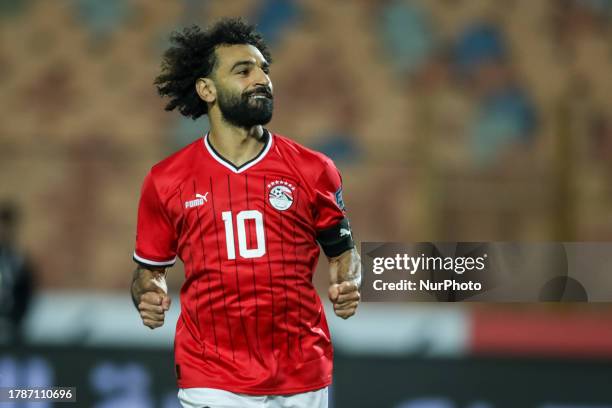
[
  {"xmin": 130, "ymin": 18, "xmax": 361, "ymax": 408},
  {"xmin": 0, "ymin": 202, "xmax": 34, "ymax": 345}
]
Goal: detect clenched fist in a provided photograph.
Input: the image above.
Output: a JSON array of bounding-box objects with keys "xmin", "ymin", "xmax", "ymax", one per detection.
[
  {"xmin": 328, "ymin": 281, "xmax": 360, "ymax": 319},
  {"xmin": 131, "ymin": 267, "xmax": 171, "ymax": 329},
  {"xmin": 328, "ymin": 248, "xmax": 362, "ymax": 319}
]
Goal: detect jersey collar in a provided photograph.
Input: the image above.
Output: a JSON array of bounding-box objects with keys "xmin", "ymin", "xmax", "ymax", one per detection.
[{"xmin": 203, "ymin": 129, "xmax": 273, "ymax": 174}]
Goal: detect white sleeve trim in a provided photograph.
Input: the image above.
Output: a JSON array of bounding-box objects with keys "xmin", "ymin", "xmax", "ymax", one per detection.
[{"xmin": 133, "ymin": 251, "xmax": 176, "ymax": 266}]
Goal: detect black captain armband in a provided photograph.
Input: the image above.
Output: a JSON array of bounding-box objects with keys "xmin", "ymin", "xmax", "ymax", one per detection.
[{"xmin": 316, "ymin": 217, "xmax": 355, "ymax": 257}]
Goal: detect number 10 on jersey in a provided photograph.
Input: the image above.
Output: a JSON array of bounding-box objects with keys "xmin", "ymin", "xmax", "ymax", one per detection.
[{"xmin": 221, "ymin": 210, "xmax": 266, "ymax": 260}]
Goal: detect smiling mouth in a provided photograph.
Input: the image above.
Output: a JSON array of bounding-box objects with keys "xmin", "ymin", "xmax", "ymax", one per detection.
[
  {"xmin": 247, "ymin": 89, "xmax": 273, "ymax": 100},
  {"xmin": 248, "ymin": 94, "xmax": 273, "ymax": 103}
]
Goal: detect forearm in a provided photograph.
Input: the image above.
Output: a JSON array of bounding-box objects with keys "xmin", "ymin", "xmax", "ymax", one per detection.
[
  {"xmin": 130, "ymin": 265, "xmax": 167, "ymax": 308},
  {"xmin": 327, "ymin": 248, "xmax": 361, "ymax": 319},
  {"xmin": 329, "ymin": 247, "xmax": 362, "ymax": 288}
]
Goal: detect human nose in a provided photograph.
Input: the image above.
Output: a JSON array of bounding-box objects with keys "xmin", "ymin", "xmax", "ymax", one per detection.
[{"xmin": 253, "ymin": 67, "xmax": 271, "ymax": 88}]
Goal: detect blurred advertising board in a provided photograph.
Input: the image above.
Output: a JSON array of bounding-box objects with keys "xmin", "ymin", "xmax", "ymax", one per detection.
[{"xmin": 1, "ymin": 346, "xmax": 611, "ymax": 408}]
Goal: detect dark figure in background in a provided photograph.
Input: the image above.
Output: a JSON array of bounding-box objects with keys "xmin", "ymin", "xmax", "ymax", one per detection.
[{"xmin": 0, "ymin": 202, "xmax": 34, "ymax": 344}]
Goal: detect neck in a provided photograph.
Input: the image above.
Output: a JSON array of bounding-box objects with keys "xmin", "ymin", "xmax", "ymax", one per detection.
[{"xmin": 207, "ymin": 116, "xmax": 267, "ymax": 167}]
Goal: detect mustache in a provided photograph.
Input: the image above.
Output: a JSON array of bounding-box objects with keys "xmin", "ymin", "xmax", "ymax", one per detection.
[{"xmin": 244, "ymin": 87, "xmax": 273, "ymax": 99}]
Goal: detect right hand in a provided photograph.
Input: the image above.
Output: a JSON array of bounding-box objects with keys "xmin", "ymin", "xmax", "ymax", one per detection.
[{"xmin": 132, "ymin": 268, "xmax": 171, "ymax": 329}]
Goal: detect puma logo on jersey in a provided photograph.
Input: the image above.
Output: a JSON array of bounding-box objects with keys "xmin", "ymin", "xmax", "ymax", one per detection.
[
  {"xmin": 340, "ymin": 228, "xmax": 351, "ymax": 238},
  {"xmin": 185, "ymin": 192, "xmax": 209, "ymax": 209}
]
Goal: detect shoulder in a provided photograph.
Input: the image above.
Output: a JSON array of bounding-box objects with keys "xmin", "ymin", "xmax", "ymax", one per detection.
[
  {"xmin": 151, "ymin": 138, "xmax": 202, "ymax": 175},
  {"xmin": 272, "ymin": 133, "xmax": 337, "ymax": 175},
  {"xmin": 148, "ymin": 138, "xmax": 203, "ymax": 193}
]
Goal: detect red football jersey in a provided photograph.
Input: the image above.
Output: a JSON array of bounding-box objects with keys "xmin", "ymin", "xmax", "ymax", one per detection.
[{"xmin": 133, "ymin": 130, "xmax": 347, "ymax": 395}]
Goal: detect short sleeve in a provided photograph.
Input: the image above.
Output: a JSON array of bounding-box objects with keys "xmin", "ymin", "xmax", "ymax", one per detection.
[
  {"xmin": 133, "ymin": 171, "xmax": 177, "ymax": 267},
  {"xmin": 313, "ymin": 159, "xmax": 346, "ymax": 231}
]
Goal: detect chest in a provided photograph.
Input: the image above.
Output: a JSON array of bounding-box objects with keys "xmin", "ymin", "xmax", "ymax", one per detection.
[{"xmin": 165, "ymin": 169, "xmax": 315, "ymax": 250}]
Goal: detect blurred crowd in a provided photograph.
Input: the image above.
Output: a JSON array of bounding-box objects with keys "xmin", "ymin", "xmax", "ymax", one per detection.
[{"xmin": 0, "ymin": 0, "xmax": 611, "ymax": 290}]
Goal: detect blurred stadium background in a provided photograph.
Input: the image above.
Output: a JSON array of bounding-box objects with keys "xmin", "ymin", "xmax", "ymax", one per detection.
[{"xmin": 1, "ymin": 0, "xmax": 612, "ymax": 407}]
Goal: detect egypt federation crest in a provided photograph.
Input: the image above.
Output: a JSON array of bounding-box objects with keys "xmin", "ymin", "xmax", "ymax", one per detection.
[{"xmin": 267, "ymin": 180, "xmax": 296, "ymax": 211}]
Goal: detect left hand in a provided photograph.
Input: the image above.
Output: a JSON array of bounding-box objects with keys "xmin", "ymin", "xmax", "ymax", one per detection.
[
  {"xmin": 328, "ymin": 248, "xmax": 361, "ymax": 319},
  {"xmin": 328, "ymin": 281, "xmax": 360, "ymax": 319}
]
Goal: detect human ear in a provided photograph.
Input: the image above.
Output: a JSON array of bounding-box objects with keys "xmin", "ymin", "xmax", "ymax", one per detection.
[{"xmin": 196, "ymin": 78, "xmax": 216, "ymax": 103}]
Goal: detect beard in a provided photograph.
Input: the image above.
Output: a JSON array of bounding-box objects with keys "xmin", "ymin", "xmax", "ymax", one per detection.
[{"xmin": 216, "ymin": 85, "xmax": 274, "ymax": 128}]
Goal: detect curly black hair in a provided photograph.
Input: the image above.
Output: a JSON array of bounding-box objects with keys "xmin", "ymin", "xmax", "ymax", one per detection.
[{"xmin": 154, "ymin": 18, "xmax": 272, "ymax": 120}]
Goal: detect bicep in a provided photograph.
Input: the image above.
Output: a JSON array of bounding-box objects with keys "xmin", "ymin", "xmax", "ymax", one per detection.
[{"xmin": 133, "ymin": 171, "xmax": 178, "ymax": 267}]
